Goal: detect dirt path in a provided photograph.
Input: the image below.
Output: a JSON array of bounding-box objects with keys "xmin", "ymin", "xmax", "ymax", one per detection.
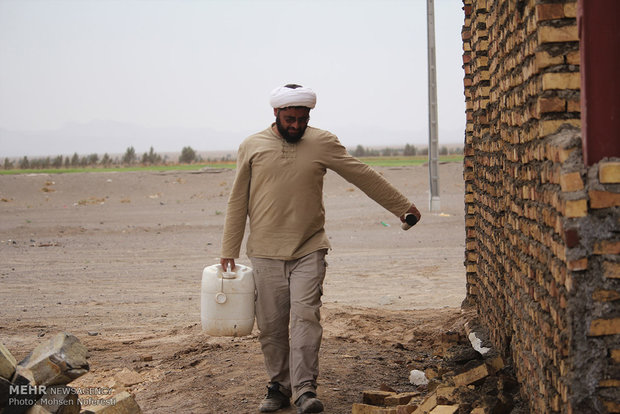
[{"xmin": 0, "ymin": 163, "xmax": 467, "ymax": 413}]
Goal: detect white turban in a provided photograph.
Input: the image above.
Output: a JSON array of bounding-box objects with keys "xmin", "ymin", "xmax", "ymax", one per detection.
[{"xmin": 269, "ymin": 85, "xmax": 317, "ymax": 109}]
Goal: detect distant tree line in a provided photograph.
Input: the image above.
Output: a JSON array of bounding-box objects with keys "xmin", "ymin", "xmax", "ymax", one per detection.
[
  {"xmin": 1, "ymin": 146, "xmax": 211, "ymax": 170},
  {"xmin": 351, "ymin": 144, "xmax": 463, "ymax": 157},
  {"xmin": 2, "ymin": 144, "xmax": 463, "ymax": 171}
]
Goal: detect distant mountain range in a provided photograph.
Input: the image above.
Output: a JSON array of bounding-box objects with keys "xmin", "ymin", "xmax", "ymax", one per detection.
[
  {"xmin": 0, "ymin": 120, "xmax": 247, "ymax": 158},
  {"xmin": 0, "ymin": 120, "xmax": 463, "ymax": 158}
]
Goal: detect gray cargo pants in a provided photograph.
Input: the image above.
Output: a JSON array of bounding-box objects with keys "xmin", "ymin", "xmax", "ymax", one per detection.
[{"xmin": 250, "ymin": 249, "xmax": 327, "ymax": 401}]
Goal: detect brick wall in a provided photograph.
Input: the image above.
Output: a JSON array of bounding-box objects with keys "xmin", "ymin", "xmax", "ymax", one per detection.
[{"xmin": 461, "ymin": 0, "xmax": 619, "ymax": 412}]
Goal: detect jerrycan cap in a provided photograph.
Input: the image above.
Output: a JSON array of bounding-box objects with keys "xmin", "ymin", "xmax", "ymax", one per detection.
[{"xmin": 215, "ymin": 292, "xmax": 227, "ymax": 304}]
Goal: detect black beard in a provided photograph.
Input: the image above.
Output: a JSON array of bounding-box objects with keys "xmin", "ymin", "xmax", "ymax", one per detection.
[{"xmin": 275, "ymin": 117, "xmax": 306, "ymax": 143}]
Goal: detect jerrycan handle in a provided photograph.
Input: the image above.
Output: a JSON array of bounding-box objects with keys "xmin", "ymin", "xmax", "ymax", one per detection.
[
  {"xmin": 215, "ymin": 263, "xmax": 236, "ymax": 305},
  {"xmin": 222, "ymin": 263, "xmax": 236, "ymax": 279}
]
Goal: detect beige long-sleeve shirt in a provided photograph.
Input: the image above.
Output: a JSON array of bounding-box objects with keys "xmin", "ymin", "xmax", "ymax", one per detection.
[{"xmin": 221, "ymin": 125, "xmax": 412, "ymax": 260}]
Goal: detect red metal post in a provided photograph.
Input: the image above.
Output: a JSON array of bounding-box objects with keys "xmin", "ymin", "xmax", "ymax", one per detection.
[{"xmin": 578, "ymin": 0, "xmax": 620, "ymax": 166}]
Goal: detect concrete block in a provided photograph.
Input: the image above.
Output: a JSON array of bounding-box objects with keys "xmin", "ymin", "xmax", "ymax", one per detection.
[
  {"xmin": 362, "ymin": 390, "xmax": 395, "ymax": 406},
  {"xmin": 85, "ymin": 391, "xmax": 142, "ymax": 414},
  {"xmin": 589, "ymin": 318, "xmax": 620, "ymax": 336},
  {"xmin": 14, "ymin": 333, "xmax": 89, "ymax": 387},
  {"xmin": 599, "ymin": 162, "xmax": 620, "ymax": 183},
  {"xmin": 453, "ymin": 363, "xmax": 489, "ymax": 386},
  {"xmin": 1, "ymin": 342, "xmax": 17, "ymax": 380}
]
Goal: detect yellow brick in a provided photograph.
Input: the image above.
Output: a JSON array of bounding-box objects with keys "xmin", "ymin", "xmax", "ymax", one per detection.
[
  {"xmin": 542, "ymin": 72, "xmax": 581, "ymax": 90},
  {"xmin": 560, "ymin": 172, "xmax": 583, "ymax": 192},
  {"xmin": 385, "ymin": 393, "xmax": 420, "ymax": 407},
  {"xmin": 592, "ymin": 290, "xmax": 620, "ymax": 302},
  {"xmin": 414, "ymin": 393, "xmax": 437, "ymax": 414},
  {"xmin": 603, "ymin": 400, "xmax": 620, "ymax": 413},
  {"xmin": 603, "ymin": 261, "xmax": 620, "ymax": 279},
  {"xmin": 363, "ymin": 391, "xmax": 396, "ymax": 406},
  {"xmin": 564, "ymin": 2, "xmax": 577, "ymax": 18},
  {"xmin": 611, "ymin": 349, "xmax": 620, "ymax": 363},
  {"xmin": 564, "ymin": 199, "xmax": 587, "ymax": 218},
  {"xmin": 539, "ymin": 119, "xmax": 581, "ymax": 137},
  {"xmin": 538, "ymin": 24, "xmax": 579, "ymax": 43},
  {"xmin": 589, "ymin": 190, "xmax": 620, "ymax": 209},
  {"xmin": 600, "ymin": 162, "xmax": 620, "ymax": 184},
  {"xmin": 600, "ymin": 379, "xmax": 620, "ymax": 387},
  {"xmin": 353, "ymin": 403, "xmax": 398, "ymax": 414},
  {"xmin": 536, "ymin": 51, "xmax": 564, "ymax": 70},
  {"xmin": 430, "ymin": 406, "xmax": 459, "ymax": 414},
  {"xmin": 594, "ymin": 240, "xmax": 620, "ymax": 255},
  {"xmin": 589, "ymin": 318, "xmax": 620, "ymax": 336},
  {"xmin": 566, "ymin": 50, "xmax": 581, "ymax": 65},
  {"xmin": 567, "ymin": 258, "xmax": 588, "ymax": 271},
  {"xmin": 453, "ymin": 363, "xmax": 489, "ymax": 386}
]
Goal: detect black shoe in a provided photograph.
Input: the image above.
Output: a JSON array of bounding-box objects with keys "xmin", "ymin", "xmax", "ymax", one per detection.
[
  {"xmin": 258, "ymin": 383, "xmax": 291, "ymax": 412},
  {"xmin": 295, "ymin": 392, "xmax": 324, "ymax": 413}
]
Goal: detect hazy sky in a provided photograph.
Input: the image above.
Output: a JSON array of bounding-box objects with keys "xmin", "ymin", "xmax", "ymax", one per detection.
[{"xmin": 0, "ymin": 0, "xmax": 466, "ymax": 156}]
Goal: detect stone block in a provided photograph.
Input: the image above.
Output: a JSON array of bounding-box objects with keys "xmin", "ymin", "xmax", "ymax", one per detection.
[
  {"xmin": 599, "ymin": 162, "xmax": 620, "ymax": 183},
  {"xmin": 14, "ymin": 333, "xmax": 89, "ymax": 387},
  {"xmin": 1, "ymin": 342, "xmax": 17, "ymax": 380},
  {"xmin": 589, "ymin": 318, "xmax": 620, "ymax": 336},
  {"xmin": 27, "ymin": 385, "xmax": 80, "ymax": 414},
  {"xmin": 453, "ymin": 362, "xmax": 489, "ymax": 386},
  {"xmin": 363, "ymin": 390, "xmax": 395, "ymax": 406},
  {"xmin": 589, "ymin": 190, "xmax": 620, "ymax": 209},
  {"xmin": 1, "ymin": 376, "xmax": 11, "ymax": 411},
  {"xmin": 113, "ymin": 369, "xmax": 143, "ymax": 388},
  {"xmin": 84, "ymin": 391, "xmax": 142, "ymax": 414}
]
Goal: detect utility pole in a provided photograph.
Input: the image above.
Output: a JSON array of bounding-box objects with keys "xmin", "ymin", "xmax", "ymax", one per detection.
[{"xmin": 426, "ymin": 0, "xmax": 441, "ymax": 212}]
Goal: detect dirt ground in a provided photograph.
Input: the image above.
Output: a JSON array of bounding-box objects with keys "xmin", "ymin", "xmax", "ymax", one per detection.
[{"xmin": 0, "ymin": 162, "xmax": 470, "ymax": 413}]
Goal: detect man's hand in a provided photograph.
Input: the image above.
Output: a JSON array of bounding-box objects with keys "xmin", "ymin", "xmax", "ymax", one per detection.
[
  {"xmin": 220, "ymin": 258, "xmax": 236, "ymax": 272},
  {"xmin": 400, "ymin": 204, "xmax": 421, "ymax": 230}
]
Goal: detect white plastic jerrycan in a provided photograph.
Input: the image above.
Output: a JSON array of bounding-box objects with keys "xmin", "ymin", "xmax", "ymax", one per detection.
[{"xmin": 201, "ymin": 263, "xmax": 255, "ymax": 337}]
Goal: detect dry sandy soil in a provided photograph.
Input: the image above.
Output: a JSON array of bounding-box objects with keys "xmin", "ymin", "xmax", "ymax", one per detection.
[{"xmin": 1, "ymin": 162, "xmax": 469, "ymax": 413}]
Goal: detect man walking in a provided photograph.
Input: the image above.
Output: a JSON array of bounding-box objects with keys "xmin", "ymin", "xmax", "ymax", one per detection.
[{"xmin": 220, "ymin": 84, "xmax": 421, "ymax": 413}]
